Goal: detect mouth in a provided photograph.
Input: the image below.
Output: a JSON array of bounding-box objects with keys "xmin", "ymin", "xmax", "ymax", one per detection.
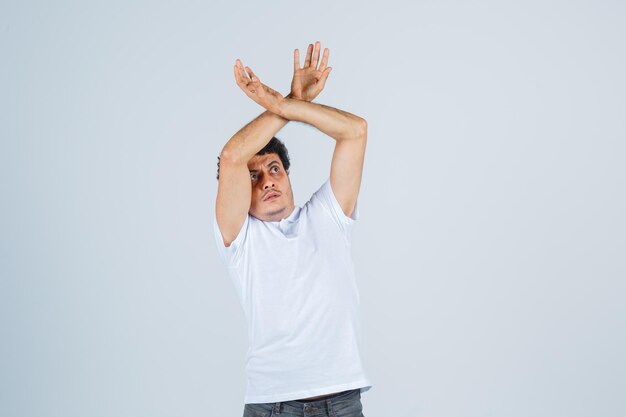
[{"xmin": 263, "ymin": 192, "xmax": 281, "ymax": 201}]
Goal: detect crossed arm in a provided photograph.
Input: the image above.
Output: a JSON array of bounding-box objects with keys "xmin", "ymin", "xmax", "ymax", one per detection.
[
  {"xmin": 275, "ymin": 98, "xmax": 367, "ymax": 217},
  {"xmin": 221, "ymin": 41, "xmax": 367, "ymax": 218}
]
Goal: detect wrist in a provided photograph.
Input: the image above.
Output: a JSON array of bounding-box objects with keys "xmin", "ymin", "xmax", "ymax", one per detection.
[
  {"xmin": 272, "ymin": 97, "xmax": 291, "ymax": 119},
  {"xmin": 287, "ymin": 93, "xmax": 314, "ymax": 102}
]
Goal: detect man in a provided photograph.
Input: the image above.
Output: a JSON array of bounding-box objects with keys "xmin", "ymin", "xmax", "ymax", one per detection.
[{"xmin": 213, "ymin": 41, "xmax": 371, "ymax": 417}]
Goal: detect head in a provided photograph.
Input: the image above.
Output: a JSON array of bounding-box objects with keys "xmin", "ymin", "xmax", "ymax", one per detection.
[{"xmin": 216, "ymin": 137, "xmax": 295, "ymax": 222}]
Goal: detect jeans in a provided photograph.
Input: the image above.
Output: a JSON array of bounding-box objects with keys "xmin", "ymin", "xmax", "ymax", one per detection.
[{"xmin": 243, "ymin": 388, "xmax": 365, "ymax": 417}]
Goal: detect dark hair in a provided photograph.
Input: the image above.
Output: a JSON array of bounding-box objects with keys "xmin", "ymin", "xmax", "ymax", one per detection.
[{"xmin": 216, "ymin": 137, "xmax": 290, "ymax": 180}]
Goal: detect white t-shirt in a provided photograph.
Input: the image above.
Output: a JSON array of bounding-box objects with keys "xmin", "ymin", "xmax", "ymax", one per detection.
[{"xmin": 213, "ymin": 177, "xmax": 373, "ymax": 404}]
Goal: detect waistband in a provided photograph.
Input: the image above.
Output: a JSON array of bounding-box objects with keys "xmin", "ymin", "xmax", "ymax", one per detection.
[{"xmin": 292, "ymin": 388, "xmax": 356, "ymax": 403}]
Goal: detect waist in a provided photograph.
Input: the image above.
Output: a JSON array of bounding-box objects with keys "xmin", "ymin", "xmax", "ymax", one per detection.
[{"xmin": 293, "ymin": 389, "xmax": 353, "ymax": 402}]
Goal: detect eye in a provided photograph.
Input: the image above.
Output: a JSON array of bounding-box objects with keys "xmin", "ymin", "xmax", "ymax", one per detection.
[
  {"xmin": 271, "ymin": 166, "xmax": 279, "ymax": 173},
  {"xmin": 250, "ymin": 173, "xmax": 257, "ymax": 181}
]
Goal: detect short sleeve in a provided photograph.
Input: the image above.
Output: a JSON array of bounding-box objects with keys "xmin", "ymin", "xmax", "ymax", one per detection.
[
  {"xmin": 311, "ymin": 177, "xmax": 360, "ymax": 241},
  {"xmin": 213, "ymin": 213, "xmax": 250, "ymax": 267}
]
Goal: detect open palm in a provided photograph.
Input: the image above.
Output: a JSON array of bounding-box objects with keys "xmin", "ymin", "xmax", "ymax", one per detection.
[{"xmin": 290, "ymin": 41, "xmax": 332, "ymax": 102}]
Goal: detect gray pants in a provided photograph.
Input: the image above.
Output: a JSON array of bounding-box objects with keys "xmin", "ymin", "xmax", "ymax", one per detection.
[{"xmin": 243, "ymin": 388, "xmax": 365, "ymax": 417}]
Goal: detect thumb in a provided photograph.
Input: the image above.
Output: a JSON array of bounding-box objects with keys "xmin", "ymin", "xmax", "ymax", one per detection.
[
  {"xmin": 245, "ymin": 66, "xmax": 261, "ymax": 84},
  {"xmin": 318, "ymin": 67, "xmax": 332, "ymax": 86},
  {"xmin": 249, "ymin": 75, "xmax": 261, "ymax": 92}
]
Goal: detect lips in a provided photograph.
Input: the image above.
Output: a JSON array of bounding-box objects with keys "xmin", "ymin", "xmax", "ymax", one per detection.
[{"xmin": 263, "ymin": 191, "xmax": 280, "ymax": 201}]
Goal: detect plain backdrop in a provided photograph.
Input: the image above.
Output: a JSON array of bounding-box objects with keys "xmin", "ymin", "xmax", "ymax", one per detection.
[{"xmin": 1, "ymin": 1, "xmax": 625, "ymax": 416}]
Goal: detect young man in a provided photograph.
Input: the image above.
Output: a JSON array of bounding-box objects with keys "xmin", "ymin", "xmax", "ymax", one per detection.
[{"xmin": 213, "ymin": 41, "xmax": 371, "ymax": 417}]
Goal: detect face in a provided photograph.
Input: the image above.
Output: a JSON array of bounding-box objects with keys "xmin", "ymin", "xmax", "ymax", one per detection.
[{"xmin": 247, "ymin": 153, "xmax": 295, "ymax": 222}]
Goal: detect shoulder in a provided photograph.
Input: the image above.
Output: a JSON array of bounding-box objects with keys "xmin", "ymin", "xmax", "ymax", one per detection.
[{"xmin": 310, "ymin": 177, "xmax": 359, "ymax": 223}]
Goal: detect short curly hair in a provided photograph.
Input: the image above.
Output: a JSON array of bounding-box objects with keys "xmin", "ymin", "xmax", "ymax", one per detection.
[{"xmin": 216, "ymin": 137, "xmax": 291, "ymax": 180}]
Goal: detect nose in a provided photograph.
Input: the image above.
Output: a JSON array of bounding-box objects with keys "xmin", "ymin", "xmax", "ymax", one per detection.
[{"xmin": 263, "ymin": 179, "xmax": 275, "ymax": 189}]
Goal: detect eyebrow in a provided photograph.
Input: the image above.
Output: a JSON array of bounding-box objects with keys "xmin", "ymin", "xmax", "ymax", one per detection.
[{"xmin": 249, "ymin": 160, "xmax": 280, "ymax": 173}]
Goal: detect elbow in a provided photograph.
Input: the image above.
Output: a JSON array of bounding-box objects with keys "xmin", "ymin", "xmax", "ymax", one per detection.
[
  {"xmin": 354, "ymin": 117, "xmax": 368, "ymax": 140},
  {"xmin": 335, "ymin": 117, "xmax": 368, "ymax": 143},
  {"xmin": 219, "ymin": 145, "xmax": 244, "ymax": 165},
  {"xmin": 219, "ymin": 147, "xmax": 235, "ymax": 163}
]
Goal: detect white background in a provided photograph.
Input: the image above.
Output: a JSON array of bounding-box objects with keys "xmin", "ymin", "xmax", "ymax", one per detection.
[{"xmin": 1, "ymin": 1, "xmax": 625, "ymax": 416}]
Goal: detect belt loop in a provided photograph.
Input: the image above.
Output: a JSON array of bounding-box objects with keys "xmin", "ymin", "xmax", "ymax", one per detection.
[
  {"xmin": 326, "ymin": 398, "xmax": 337, "ymax": 417},
  {"xmin": 273, "ymin": 402, "xmax": 281, "ymax": 415}
]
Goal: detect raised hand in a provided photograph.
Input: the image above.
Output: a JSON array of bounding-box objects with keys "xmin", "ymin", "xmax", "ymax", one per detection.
[
  {"xmin": 234, "ymin": 59, "xmax": 284, "ymax": 113},
  {"xmin": 290, "ymin": 41, "xmax": 332, "ymax": 102}
]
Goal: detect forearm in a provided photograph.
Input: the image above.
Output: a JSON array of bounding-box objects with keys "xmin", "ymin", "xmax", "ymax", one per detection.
[
  {"xmin": 275, "ymin": 98, "xmax": 366, "ymax": 142},
  {"xmin": 221, "ymin": 96, "xmax": 292, "ymax": 163}
]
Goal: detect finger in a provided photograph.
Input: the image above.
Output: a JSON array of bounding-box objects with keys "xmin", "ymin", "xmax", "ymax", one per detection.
[
  {"xmin": 236, "ymin": 59, "xmax": 247, "ymax": 74},
  {"xmin": 235, "ymin": 65, "xmax": 246, "ymax": 87},
  {"xmin": 318, "ymin": 48, "xmax": 330, "ymax": 72},
  {"xmin": 235, "ymin": 60, "xmax": 251, "ymax": 82},
  {"xmin": 234, "ymin": 59, "xmax": 243, "ymax": 80},
  {"xmin": 312, "ymin": 41, "xmax": 321, "ymax": 69},
  {"xmin": 304, "ymin": 43, "xmax": 313, "ymax": 67},
  {"xmin": 245, "ymin": 66, "xmax": 255, "ymax": 80},
  {"xmin": 294, "ymin": 49, "xmax": 300, "ymax": 71},
  {"xmin": 234, "ymin": 60, "xmax": 248, "ymax": 86},
  {"xmin": 235, "ymin": 62, "xmax": 258, "ymax": 94},
  {"xmin": 246, "ymin": 66, "xmax": 263, "ymax": 84},
  {"xmin": 246, "ymin": 67, "xmax": 263, "ymax": 92}
]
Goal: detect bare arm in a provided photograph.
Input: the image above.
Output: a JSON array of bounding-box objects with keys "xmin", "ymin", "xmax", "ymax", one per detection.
[
  {"xmin": 274, "ymin": 98, "xmax": 367, "ymax": 143},
  {"xmin": 217, "ymin": 109, "xmax": 291, "ymax": 247},
  {"xmin": 221, "ymin": 107, "xmax": 289, "ymax": 163},
  {"xmin": 216, "ymin": 60, "xmax": 292, "ymax": 247},
  {"xmin": 222, "ymin": 46, "xmax": 334, "ymax": 161},
  {"xmin": 273, "ymin": 98, "xmax": 367, "ymax": 218},
  {"xmin": 235, "ymin": 55, "xmax": 367, "ymax": 218},
  {"xmin": 217, "ymin": 43, "xmax": 333, "ymax": 246}
]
